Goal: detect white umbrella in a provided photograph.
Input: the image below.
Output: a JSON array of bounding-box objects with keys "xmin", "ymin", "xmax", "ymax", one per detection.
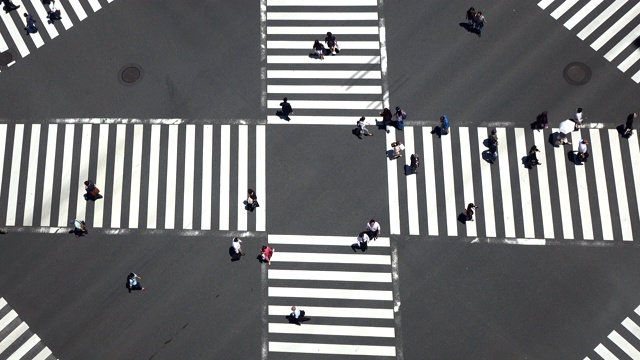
[{"xmin": 559, "ymin": 119, "xmax": 575, "ymax": 134}]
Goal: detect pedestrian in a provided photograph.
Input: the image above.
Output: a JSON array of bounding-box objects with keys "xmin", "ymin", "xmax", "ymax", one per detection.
[
  {"xmin": 488, "ymin": 129, "xmax": 498, "ymax": 157},
  {"xmin": 366, "ymin": 219, "xmax": 380, "ymax": 240},
  {"xmin": 440, "ymin": 115, "xmax": 450, "ymax": 135},
  {"xmin": 126, "ymin": 272, "xmax": 146, "ymax": 293},
  {"xmin": 392, "ymin": 106, "xmax": 407, "ymax": 130},
  {"xmin": 2, "ymin": 0, "xmax": 19, "ymax": 13},
  {"xmin": 325, "ymin": 31, "xmax": 339, "ymax": 55},
  {"xmin": 232, "ymin": 237, "xmax": 244, "ymax": 260},
  {"xmin": 527, "ymin": 145, "xmax": 541, "ymax": 167},
  {"xmin": 576, "ymin": 139, "xmax": 589, "ymax": 163},
  {"xmin": 312, "ymin": 39, "xmax": 324, "ymax": 60},
  {"xmin": 24, "ymin": 13, "xmax": 37, "ymax": 35},
  {"xmin": 535, "ymin": 111, "xmax": 548, "ymax": 130},
  {"xmin": 71, "ymin": 219, "xmax": 88, "ymax": 236},
  {"xmin": 380, "ymin": 108, "xmax": 393, "ymax": 133},
  {"xmin": 574, "ymin": 107, "xmax": 585, "ymax": 128},
  {"xmin": 466, "ymin": 7, "xmax": 476, "ymax": 28},
  {"xmin": 260, "ymin": 245, "xmax": 274, "ymax": 265},
  {"xmin": 83, "ymin": 180, "xmax": 103, "ymax": 201},
  {"xmin": 290, "ymin": 306, "xmax": 305, "ymax": 325},
  {"xmin": 352, "ymin": 231, "xmax": 370, "ymax": 252},
  {"xmin": 391, "ymin": 141, "xmax": 404, "ymax": 159},
  {"xmin": 464, "ymin": 203, "xmax": 477, "ymax": 221},
  {"xmin": 247, "ymin": 189, "xmax": 259, "ymax": 211},
  {"xmin": 624, "ymin": 112, "xmax": 636, "ymax": 137},
  {"xmin": 474, "ymin": 12, "xmax": 486, "ymax": 37},
  {"xmin": 356, "ymin": 116, "xmax": 373, "ymax": 138},
  {"xmin": 47, "ymin": 0, "xmax": 62, "ymax": 24},
  {"xmin": 410, "ymin": 153, "xmax": 420, "ymax": 174},
  {"xmin": 277, "ymin": 97, "xmax": 293, "ymax": 121}
]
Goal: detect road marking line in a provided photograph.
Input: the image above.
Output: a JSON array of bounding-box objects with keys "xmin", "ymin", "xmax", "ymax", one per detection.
[
  {"xmin": 22, "ymin": 126, "xmax": 40, "ymax": 226},
  {"xmin": 267, "ymin": 55, "xmax": 380, "ymax": 64},
  {"xmin": 594, "ymin": 343, "xmax": 618, "ymax": 360},
  {"xmin": 74, "ymin": 124, "xmax": 91, "ymax": 222},
  {"xmin": 617, "ymin": 47, "xmax": 640, "ymax": 72},
  {"xmin": 552, "ymin": 129, "xmax": 573, "ymax": 239},
  {"xmin": 67, "ymin": 0, "xmax": 87, "ymax": 21},
  {"xmin": 128, "ymin": 125, "xmax": 143, "ymax": 228},
  {"xmin": 538, "ymin": 0, "xmax": 555, "ymax": 10},
  {"xmin": 266, "ymin": 100, "xmax": 385, "ymax": 110},
  {"xmin": 7, "ymin": 333, "xmax": 40, "ymax": 360},
  {"xmin": 267, "ymin": 41, "xmax": 380, "ymax": 50},
  {"xmin": 403, "ymin": 127, "xmax": 419, "ymax": 235},
  {"xmin": 0, "ymin": 309, "xmax": 17, "ymax": 332},
  {"xmin": 15, "ymin": 0, "xmax": 44, "ymax": 48},
  {"xmin": 93, "ymin": 125, "xmax": 109, "ymax": 228},
  {"xmin": 40, "ymin": 125, "xmax": 55, "ymax": 227},
  {"xmin": 386, "ymin": 130, "xmax": 400, "ymax": 234},
  {"xmin": 269, "ymin": 269, "xmax": 391, "ymax": 282},
  {"xmin": 459, "ymin": 127, "xmax": 476, "ymax": 237},
  {"xmin": 0, "ymin": 322, "xmax": 28, "ymax": 355},
  {"xmin": 0, "ymin": 10, "xmax": 29, "ymax": 58},
  {"xmin": 164, "ymin": 125, "xmax": 178, "ymax": 229},
  {"xmin": 267, "ymin": 26, "xmax": 378, "ymax": 34},
  {"xmin": 219, "ymin": 125, "xmax": 231, "ymax": 231},
  {"xmin": 269, "ymin": 323, "xmax": 395, "ymax": 338},
  {"xmin": 53, "ymin": 0, "xmax": 73, "ymax": 29},
  {"xmin": 441, "ymin": 130, "xmax": 457, "ymax": 236},
  {"xmin": 605, "ymin": 22, "xmax": 640, "ymax": 61},
  {"xmin": 57, "ymin": 124, "xmax": 74, "ymax": 227},
  {"xmin": 622, "ymin": 317, "xmax": 640, "ymax": 341},
  {"xmin": 271, "ymin": 252, "xmax": 391, "ymax": 265},
  {"xmin": 267, "ymin": 85, "xmax": 382, "ymax": 94},
  {"xmin": 267, "ymin": 0, "xmax": 377, "ymax": 5},
  {"xmin": 551, "ymin": 0, "xmax": 579, "ymax": 19},
  {"xmin": 572, "ymin": 132, "xmax": 594, "ymax": 239},
  {"xmin": 6, "ymin": 125, "xmax": 23, "ymax": 226},
  {"xmin": 632, "ymin": 68, "xmax": 640, "ymax": 83},
  {"xmin": 31, "ymin": 347, "xmax": 52, "ymax": 360},
  {"xmin": 110, "ymin": 124, "xmax": 126, "ymax": 228},
  {"xmin": 515, "ymin": 128, "xmax": 534, "ymax": 238},
  {"xmin": 578, "ymin": 0, "xmax": 627, "ymax": 40},
  {"xmin": 564, "ymin": 0, "xmax": 604, "ymax": 30},
  {"xmin": 183, "ymin": 125, "xmax": 195, "ymax": 229},
  {"xmin": 87, "ymin": 0, "xmax": 101, "ymax": 12},
  {"xmin": 422, "ymin": 127, "xmax": 438, "ymax": 236},
  {"xmin": 628, "ymin": 135, "xmax": 640, "ymax": 238},
  {"xmin": 28, "ymin": 0, "xmax": 59, "ymax": 39},
  {"xmin": 497, "ymin": 128, "xmax": 515, "ymax": 237},
  {"xmin": 477, "ymin": 127, "xmax": 496, "ymax": 237},
  {"xmin": 268, "ymin": 287, "xmax": 393, "ymax": 301},
  {"xmin": 268, "ymin": 234, "xmax": 390, "ymax": 247},
  {"xmin": 590, "ymin": 130, "xmax": 613, "ymax": 240},
  {"xmin": 267, "ymin": 115, "xmax": 370, "ymax": 125},
  {"xmin": 201, "ymin": 125, "xmax": 213, "ymax": 230},
  {"xmin": 269, "ymin": 342, "xmax": 396, "ymax": 357},
  {"xmin": 591, "ymin": 1, "xmax": 640, "ymax": 51},
  {"xmin": 608, "ymin": 330, "xmax": 640, "ymax": 358},
  {"xmin": 237, "ymin": 125, "xmax": 248, "ymax": 231},
  {"xmin": 532, "ymin": 131, "xmax": 554, "ymax": 238},
  {"xmin": 256, "ymin": 125, "xmax": 266, "ymax": 231},
  {"xmin": 146, "ymin": 125, "xmax": 160, "ymax": 229},
  {"xmin": 267, "ymin": 12, "xmax": 378, "ymax": 20},
  {"xmin": 267, "ymin": 69, "xmax": 381, "ymax": 79},
  {"xmin": 268, "ymin": 305, "xmax": 394, "ymax": 319}
]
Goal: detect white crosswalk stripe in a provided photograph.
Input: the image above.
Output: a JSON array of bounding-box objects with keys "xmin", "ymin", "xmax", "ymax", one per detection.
[
  {"xmin": 267, "ymin": 234, "xmax": 397, "ymax": 358},
  {"xmin": 0, "ymin": 123, "xmax": 266, "ymax": 232},
  {"xmin": 539, "ymin": 0, "xmax": 640, "ymax": 83},
  {"xmin": 588, "ymin": 304, "xmax": 640, "ymax": 359},
  {"xmin": 0, "ymin": 297, "xmax": 56, "ymax": 360},
  {"xmin": 389, "ymin": 125, "xmax": 640, "ymax": 242}
]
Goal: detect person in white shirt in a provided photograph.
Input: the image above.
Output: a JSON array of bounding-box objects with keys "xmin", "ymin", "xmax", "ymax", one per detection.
[
  {"xmin": 577, "ymin": 139, "xmax": 589, "ymax": 162},
  {"xmin": 47, "ymin": 0, "xmax": 61, "ymax": 24},
  {"xmin": 232, "ymin": 237, "xmax": 244, "ymax": 260},
  {"xmin": 366, "ymin": 219, "xmax": 380, "ymax": 239},
  {"xmin": 574, "ymin": 107, "xmax": 585, "ymax": 127},
  {"xmin": 290, "ymin": 306, "xmax": 304, "ymax": 325},
  {"xmin": 356, "ymin": 116, "xmax": 372, "ymax": 138}
]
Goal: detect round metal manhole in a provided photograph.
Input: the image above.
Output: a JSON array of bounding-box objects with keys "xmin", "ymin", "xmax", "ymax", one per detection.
[
  {"xmin": 0, "ymin": 52, "xmax": 13, "ymax": 66},
  {"xmin": 563, "ymin": 62, "xmax": 592, "ymax": 86},
  {"xmin": 118, "ymin": 64, "xmax": 143, "ymax": 86}
]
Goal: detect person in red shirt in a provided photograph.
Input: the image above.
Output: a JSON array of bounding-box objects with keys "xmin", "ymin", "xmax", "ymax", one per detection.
[{"xmin": 261, "ymin": 246, "xmax": 274, "ymax": 265}]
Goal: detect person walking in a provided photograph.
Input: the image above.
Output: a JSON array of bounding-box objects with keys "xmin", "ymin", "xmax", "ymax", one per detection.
[
  {"xmin": 290, "ymin": 306, "xmax": 305, "ymax": 325},
  {"xmin": 576, "ymin": 139, "xmax": 589, "ymax": 163},
  {"xmin": 574, "ymin": 107, "xmax": 585, "ymax": 128},
  {"xmin": 24, "ymin": 13, "xmax": 37, "ymax": 35},
  {"xmin": 356, "ymin": 116, "xmax": 373, "ymax": 138},
  {"xmin": 535, "ymin": 111, "xmax": 549, "ymax": 130},
  {"xmin": 527, "ymin": 145, "xmax": 542, "ymax": 167},
  {"xmin": 277, "ymin": 97, "xmax": 293, "ymax": 121},
  {"xmin": 352, "ymin": 231, "xmax": 370, "ymax": 252},
  {"xmin": 47, "ymin": 0, "xmax": 62, "ymax": 24},
  {"xmin": 391, "ymin": 141, "xmax": 404, "ymax": 159},
  {"xmin": 84, "ymin": 180, "xmax": 103, "ymax": 201},
  {"xmin": 488, "ymin": 129, "xmax": 498, "ymax": 158},
  {"xmin": 464, "ymin": 203, "xmax": 478, "ymax": 221},
  {"xmin": 261, "ymin": 245, "xmax": 274, "ymax": 265},
  {"xmin": 624, "ymin": 112, "xmax": 636, "ymax": 137},
  {"xmin": 474, "ymin": 12, "xmax": 486, "ymax": 37},
  {"xmin": 380, "ymin": 108, "xmax": 393, "ymax": 133},
  {"xmin": 466, "ymin": 7, "xmax": 476, "ymax": 28},
  {"xmin": 440, "ymin": 115, "xmax": 450, "ymax": 135},
  {"xmin": 312, "ymin": 39, "xmax": 324, "ymax": 60},
  {"xmin": 393, "ymin": 106, "xmax": 407, "ymax": 130},
  {"xmin": 366, "ymin": 219, "xmax": 380, "ymax": 240},
  {"xmin": 71, "ymin": 219, "xmax": 88, "ymax": 236},
  {"xmin": 410, "ymin": 153, "xmax": 420, "ymax": 174},
  {"xmin": 2, "ymin": 0, "xmax": 20, "ymax": 13},
  {"xmin": 126, "ymin": 272, "xmax": 146, "ymax": 293},
  {"xmin": 232, "ymin": 237, "xmax": 244, "ymax": 260},
  {"xmin": 325, "ymin": 32, "xmax": 339, "ymax": 55},
  {"xmin": 247, "ymin": 189, "xmax": 259, "ymax": 211}
]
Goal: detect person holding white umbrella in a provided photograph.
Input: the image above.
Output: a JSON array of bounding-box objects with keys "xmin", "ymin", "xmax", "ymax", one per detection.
[{"xmin": 556, "ymin": 119, "xmax": 575, "ymax": 145}]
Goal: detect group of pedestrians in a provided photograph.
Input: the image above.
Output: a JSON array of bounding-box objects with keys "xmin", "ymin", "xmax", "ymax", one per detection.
[
  {"xmin": 465, "ymin": 7, "xmax": 487, "ymax": 37},
  {"xmin": 312, "ymin": 31, "xmax": 340, "ymax": 60},
  {"xmin": 17, "ymin": 0, "xmax": 64, "ymax": 35}
]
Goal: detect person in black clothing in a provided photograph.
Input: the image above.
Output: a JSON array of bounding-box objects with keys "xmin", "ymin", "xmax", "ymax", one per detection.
[
  {"xmin": 247, "ymin": 189, "xmax": 259, "ymax": 211},
  {"xmin": 2, "ymin": 0, "xmax": 19, "ymax": 13},
  {"xmin": 277, "ymin": 97, "xmax": 293, "ymax": 121},
  {"xmin": 410, "ymin": 154, "xmax": 420, "ymax": 174},
  {"xmin": 464, "ymin": 203, "xmax": 477, "ymax": 221},
  {"xmin": 312, "ymin": 39, "xmax": 324, "ymax": 60},
  {"xmin": 527, "ymin": 145, "xmax": 541, "ymax": 167},
  {"xmin": 535, "ymin": 111, "xmax": 548, "ymax": 130},
  {"xmin": 625, "ymin": 112, "xmax": 637, "ymax": 137},
  {"xmin": 325, "ymin": 32, "xmax": 338, "ymax": 55},
  {"xmin": 380, "ymin": 108, "xmax": 393, "ymax": 133},
  {"xmin": 24, "ymin": 13, "xmax": 37, "ymax": 35}
]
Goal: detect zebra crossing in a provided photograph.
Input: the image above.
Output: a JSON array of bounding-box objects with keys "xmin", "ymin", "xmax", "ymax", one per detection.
[
  {"xmin": 538, "ymin": 0, "xmax": 640, "ymax": 83},
  {"xmin": 0, "ymin": 0, "xmax": 112, "ymax": 69},
  {"xmin": 388, "ymin": 125, "xmax": 640, "ymax": 242},
  {"xmin": 267, "ymin": 234, "xmax": 397, "ymax": 358},
  {"xmin": 263, "ymin": 0, "xmax": 387, "ymax": 125},
  {"xmin": 586, "ymin": 304, "xmax": 640, "ymax": 360},
  {"xmin": 0, "ymin": 297, "xmax": 56, "ymax": 360},
  {"xmin": 0, "ymin": 123, "xmax": 266, "ymax": 232}
]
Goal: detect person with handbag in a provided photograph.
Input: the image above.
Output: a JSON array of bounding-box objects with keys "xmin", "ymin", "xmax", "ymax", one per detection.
[
  {"xmin": 391, "ymin": 141, "xmax": 404, "ymax": 159},
  {"xmin": 84, "ymin": 180, "xmax": 103, "ymax": 201},
  {"xmin": 247, "ymin": 189, "xmax": 259, "ymax": 211},
  {"xmin": 261, "ymin": 245, "xmax": 274, "ymax": 265},
  {"xmin": 47, "ymin": 0, "xmax": 62, "ymax": 24}
]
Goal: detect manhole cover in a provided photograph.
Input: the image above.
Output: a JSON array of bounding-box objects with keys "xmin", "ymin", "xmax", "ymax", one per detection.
[
  {"xmin": 0, "ymin": 52, "xmax": 13, "ymax": 66},
  {"xmin": 118, "ymin": 64, "xmax": 143, "ymax": 86},
  {"xmin": 563, "ymin": 62, "xmax": 592, "ymax": 86}
]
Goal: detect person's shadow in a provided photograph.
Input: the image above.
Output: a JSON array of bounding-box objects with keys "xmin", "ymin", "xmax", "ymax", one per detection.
[
  {"xmin": 275, "ymin": 111, "xmax": 291, "ymax": 121},
  {"xmin": 459, "ymin": 22, "xmax": 478, "ymax": 34},
  {"xmin": 229, "ymin": 246, "xmax": 241, "ymax": 261},
  {"xmin": 457, "ymin": 212, "xmax": 469, "ymax": 224},
  {"xmin": 481, "ymin": 150, "xmax": 496, "ymax": 164},
  {"xmin": 430, "ymin": 126, "xmax": 442, "ymax": 138},
  {"xmin": 351, "ymin": 242, "xmax": 368, "ymax": 252},
  {"xmin": 286, "ymin": 311, "xmax": 309, "ymax": 326}
]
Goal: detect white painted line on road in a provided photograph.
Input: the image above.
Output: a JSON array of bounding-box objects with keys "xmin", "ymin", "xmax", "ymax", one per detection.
[
  {"xmin": 74, "ymin": 124, "xmax": 91, "ymax": 222},
  {"xmin": 7, "ymin": 333, "xmax": 40, "ymax": 360},
  {"xmin": 515, "ymin": 128, "xmax": 534, "ymax": 238},
  {"xmin": 552, "ymin": 128, "xmax": 573, "ymax": 239},
  {"xmin": 591, "ymin": 2, "xmax": 640, "ymax": 51},
  {"xmin": 0, "ymin": 309, "xmax": 17, "ymax": 332},
  {"xmin": 183, "ymin": 125, "xmax": 195, "ymax": 229},
  {"xmin": 267, "ymin": 85, "xmax": 382, "ymax": 94},
  {"xmin": 533, "ymin": 131, "xmax": 554, "ymax": 239},
  {"xmin": 6, "ymin": 124, "xmax": 23, "ymax": 226},
  {"xmin": 50, "ymin": 118, "xmax": 187, "ymax": 124},
  {"xmin": 237, "ymin": 125, "xmax": 248, "ymax": 231},
  {"xmin": 268, "ymin": 234, "xmax": 390, "ymax": 247},
  {"xmin": 551, "ymin": 0, "xmax": 579, "ymax": 19},
  {"xmin": 458, "ymin": 127, "xmax": 476, "ymax": 237},
  {"xmin": 578, "ymin": 0, "xmax": 627, "ymax": 40},
  {"xmin": 267, "ymin": 12, "xmax": 378, "ymax": 20},
  {"xmin": 564, "ymin": 0, "xmax": 604, "ymax": 30},
  {"xmin": 269, "ymin": 269, "xmax": 392, "ymax": 282},
  {"xmin": 256, "ymin": 125, "xmax": 266, "ymax": 231},
  {"xmin": 53, "ymin": 0, "xmax": 73, "ymax": 30},
  {"xmin": 477, "ymin": 127, "xmax": 496, "ymax": 237},
  {"xmin": 609, "ymin": 330, "xmax": 640, "ymax": 359},
  {"xmin": 0, "ymin": 322, "xmax": 28, "ymax": 355},
  {"xmin": 201, "ymin": 125, "xmax": 213, "ymax": 230},
  {"xmin": 267, "ymin": 26, "xmax": 378, "ymax": 34},
  {"xmin": 15, "ymin": 0, "xmax": 44, "ymax": 48},
  {"xmin": 0, "ymin": 10, "xmax": 28, "ymax": 58},
  {"xmin": 622, "ymin": 317, "xmax": 640, "ymax": 341},
  {"xmin": 267, "ymin": 41, "xmax": 380, "ymax": 50},
  {"xmin": 386, "ymin": 130, "xmax": 400, "ymax": 235},
  {"xmin": 422, "ymin": 127, "xmax": 438, "ymax": 236},
  {"xmin": 31, "ymin": 347, "xmax": 52, "ymax": 360},
  {"xmin": 632, "ymin": 68, "xmax": 640, "ymax": 83},
  {"xmin": 629, "ymin": 135, "xmax": 640, "ymax": 239},
  {"xmin": 0, "ymin": 29, "xmax": 8, "ymax": 52},
  {"xmin": 537, "ymin": 0, "xmax": 555, "ymax": 10},
  {"xmin": 403, "ymin": 127, "xmax": 419, "ymax": 235},
  {"xmin": 268, "ymin": 100, "xmax": 383, "ymax": 111},
  {"xmin": 269, "ymin": 287, "xmax": 393, "ymax": 301},
  {"xmin": 23, "ymin": 125, "xmax": 40, "ymax": 226},
  {"xmin": 268, "ymin": 305, "xmax": 394, "ymax": 319},
  {"xmin": 497, "ymin": 128, "xmax": 515, "ymax": 238},
  {"xmin": 57, "ymin": 124, "xmax": 74, "ymax": 227},
  {"xmin": 128, "ymin": 125, "xmax": 143, "ymax": 229},
  {"xmin": 164, "ymin": 125, "xmax": 178, "ymax": 229},
  {"xmin": 594, "ymin": 343, "xmax": 618, "ymax": 360},
  {"xmin": 0, "ymin": 298, "xmax": 5, "ymax": 310},
  {"xmin": 267, "ymin": 69, "xmax": 381, "ymax": 79},
  {"xmin": 589, "ymin": 130, "xmax": 613, "ymax": 240},
  {"xmin": 605, "ymin": 23, "xmax": 640, "ymax": 61},
  {"xmin": 219, "ymin": 125, "xmax": 231, "ymax": 231},
  {"xmin": 441, "ymin": 131, "xmax": 457, "ymax": 236},
  {"xmin": 146, "ymin": 125, "xmax": 160, "ymax": 229},
  {"xmin": 110, "ymin": 124, "xmax": 126, "ymax": 228},
  {"xmin": 271, "ymin": 252, "xmax": 391, "ymax": 265},
  {"xmin": 267, "ymin": 55, "xmax": 380, "ymax": 64},
  {"xmin": 268, "ymin": 0, "xmax": 377, "ymax": 5},
  {"xmin": 40, "ymin": 125, "xmax": 55, "ymax": 227},
  {"xmin": 635, "ymin": 304, "xmax": 640, "ymax": 316},
  {"xmin": 472, "ymin": 238, "xmax": 547, "ymax": 245},
  {"xmin": 67, "ymin": 0, "xmax": 87, "ymax": 21},
  {"xmin": 93, "ymin": 125, "xmax": 108, "ymax": 228},
  {"xmin": 269, "ymin": 323, "xmax": 395, "ymax": 338},
  {"xmin": 572, "ymin": 132, "xmax": 593, "ymax": 240},
  {"xmin": 267, "ymin": 115, "xmax": 366, "ymax": 125},
  {"xmin": 87, "ymin": 0, "xmax": 101, "ymax": 12},
  {"xmin": 269, "ymin": 342, "xmax": 396, "ymax": 357},
  {"xmin": 28, "ymin": 0, "xmax": 59, "ymax": 39},
  {"xmin": 617, "ymin": 47, "xmax": 640, "ymax": 72}
]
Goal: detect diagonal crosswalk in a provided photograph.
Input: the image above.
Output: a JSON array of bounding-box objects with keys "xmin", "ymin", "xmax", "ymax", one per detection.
[
  {"xmin": 0, "ymin": 0, "xmax": 112, "ymax": 70},
  {"xmin": 0, "ymin": 123, "xmax": 266, "ymax": 232},
  {"xmin": 586, "ymin": 304, "xmax": 640, "ymax": 360},
  {"xmin": 267, "ymin": 234, "xmax": 397, "ymax": 358},
  {"xmin": 264, "ymin": 0, "xmax": 386, "ymax": 125},
  {"xmin": 538, "ymin": 0, "xmax": 640, "ymax": 83},
  {"xmin": 389, "ymin": 125, "xmax": 640, "ymax": 242},
  {"xmin": 0, "ymin": 297, "xmax": 56, "ymax": 360}
]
